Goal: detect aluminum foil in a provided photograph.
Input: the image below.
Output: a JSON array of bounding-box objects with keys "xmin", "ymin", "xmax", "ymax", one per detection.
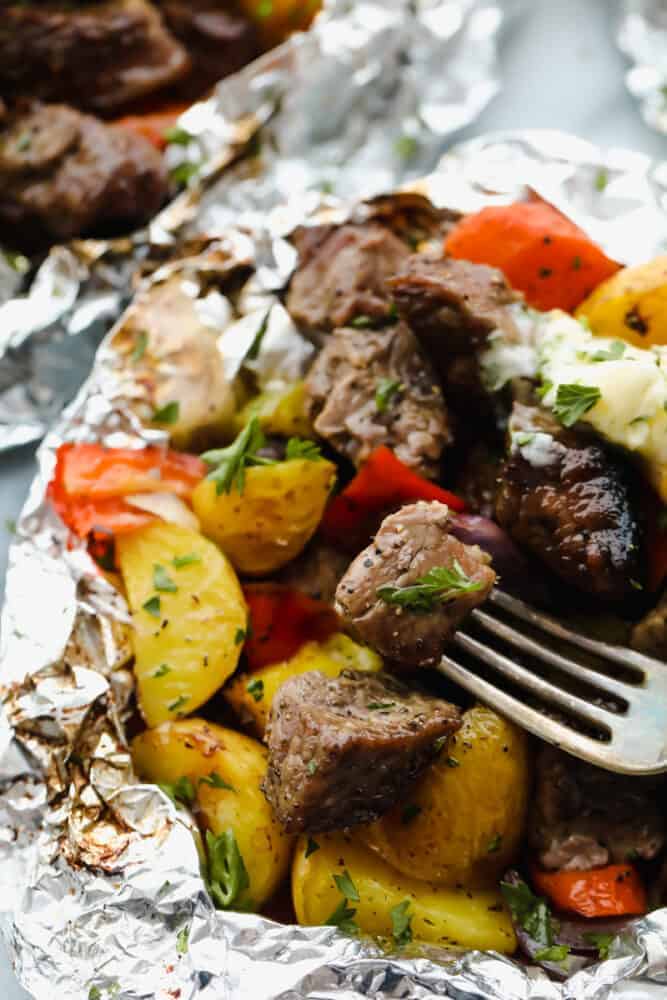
[
  {"xmin": 0, "ymin": 0, "xmax": 521, "ymax": 454},
  {"xmin": 617, "ymin": 0, "xmax": 667, "ymax": 136}
]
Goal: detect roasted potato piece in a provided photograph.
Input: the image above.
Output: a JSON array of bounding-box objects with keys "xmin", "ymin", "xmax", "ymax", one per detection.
[
  {"xmin": 192, "ymin": 458, "xmax": 336, "ymax": 575},
  {"xmin": 132, "ymin": 719, "xmax": 292, "ymax": 909},
  {"xmin": 576, "ymin": 255, "xmax": 667, "ymax": 349},
  {"xmin": 233, "ymin": 382, "xmax": 313, "ymax": 439},
  {"xmin": 117, "ymin": 521, "xmax": 246, "ymax": 727},
  {"xmin": 292, "ymin": 832, "xmax": 516, "ymax": 953},
  {"xmin": 225, "ymin": 633, "xmax": 383, "ymax": 736},
  {"xmin": 359, "ymin": 706, "xmax": 529, "ymax": 888}
]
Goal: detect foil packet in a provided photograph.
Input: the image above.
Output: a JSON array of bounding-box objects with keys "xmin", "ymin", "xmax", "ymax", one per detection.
[{"xmin": 617, "ymin": 0, "xmax": 667, "ymax": 136}]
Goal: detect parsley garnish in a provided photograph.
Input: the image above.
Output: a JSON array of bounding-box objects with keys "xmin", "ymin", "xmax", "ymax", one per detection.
[
  {"xmin": 552, "ymin": 383, "xmax": 601, "ymax": 427},
  {"xmin": 159, "ymin": 775, "xmax": 196, "ymax": 804},
  {"xmin": 350, "ymin": 314, "xmax": 373, "ymax": 328},
  {"xmin": 432, "ymin": 735, "xmax": 448, "ymax": 754},
  {"xmin": 142, "ymin": 595, "xmax": 161, "ymax": 618},
  {"xmin": 170, "ymin": 161, "xmax": 200, "ymax": 186},
  {"xmin": 176, "ymin": 925, "xmax": 190, "ymax": 954},
  {"xmin": 395, "ymin": 135, "xmax": 418, "ymax": 160},
  {"xmin": 206, "ymin": 829, "xmax": 250, "ymax": 908},
  {"xmin": 325, "ymin": 898, "xmax": 359, "ymax": 935},
  {"xmin": 306, "ymin": 759, "xmax": 318, "ymax": 776},
  {"xmin": 375, "ymin": 378, "xmax": 403, "ymax": 413},
  {"xmin": 333, "ymin": 870, "xmax": 359, "ymax": 902},
  {"xmin": 88, "ymin": 989, "xmax": 101, "ymax": 1000},
  {"xmin": 535, "ymin": 944, "xmax": 570, "ymax": 963},
  {"xmin": 168, "ymin": 695, "xmax": 189, "ymax": 714},
  {"xmin": 500, "ymin": 879, "xmax": 554, "ymax": 948},
  {"xmin": 401, "ymin": 803, "xmax": 422, "ymax": 824},
  {"xmin": 285, "ymin": 438, "xmax": 322, "ymax": 461},
  {"xmin": 590, "ymin": 340, "xmax": 625, "ymax": 362},
  {"xmin": 5, "ymin": 518, "xmax": 16, "ymax": 535},
  {"xmin": 201, "ymin": 417, "xmax": 275, "ymax": 495},
  {"xmin": 487, "ymin": 834, "xmax": 502, "ymax": 853},
  {"xmin": 377, "ymin": 561, "xmax": 483, "ymax": 612},
  {"xmin": 235, "ymin": 628, "xmax": 247, "ymax": 645},
  {"xmin": 245, "ymin": 309, "xmax": 271, "ymax": 362},
  {"xmin": 153, "ymin": 564, "xmax": 177, "ymax": 592},
  {"xmin": 152, "ymin": 400, "xmax": 180, "ymax": 425},
  {"xmin": 131, "ymin": 330, "xmax": 148, "ymax": 363},
  {"xmin": 595, "ymin": 168, "xmax": 609, "ymax": 192},
  {"xmin": 152, "ymin": 663, "xmax": 171, "ymax": 678},
  {"xmin": 199, "ymin": 771, "xmax": 235, "ymax": 791},
  {"xmin": 246, "ymin": 678, "xmax": 264, "ymax": 702},
  {"xmin": 164, "ymin": 126, "xmax": 193, "ymax": 146},
  {"xmin": 367, "ymin": 701, "xmax": 396, "ymax": 712},
  {"xmin": 584, "ymin": 931, "xmax": 615, "ymax": 960},
  {"xmin": 446, "ymin": 755, "xmax": 459, "ymax": 767},
  {"xmin": 390, "ymin": 899, "xmax": 413, "ymax": 946},
  {"xmin": 173, "ymin": 552, "xmax": 201, "ymax": 568},
  {"xmin": 305, "ymin": 837, "xmax": 320, "ymax": 857}
]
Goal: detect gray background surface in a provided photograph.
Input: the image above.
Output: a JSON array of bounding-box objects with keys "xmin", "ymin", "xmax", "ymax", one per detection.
[{"xmin": 1, "ymin": 0, "xmax": 665, "ymax": 996}]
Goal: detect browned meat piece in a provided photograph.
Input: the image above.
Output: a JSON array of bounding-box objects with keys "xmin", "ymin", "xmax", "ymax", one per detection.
[
  {"xmin": 335, "ymin": 502, "xmax": 495, "ymax": 668},
  {"xmin": 631, "ymin": 591, "xmax": 667, "ymax": 660},
  {"xmin": 455, "ymin": 443, "xmax": 501, "ymax": 519},
  {"xmin": 0, "ymin": 102, "xmax": 169, "ymax": 251},
  {"xmin": 276, "ymin": 538, "xmax": 351, "ymax": 605},
  {"xmin": 0, "ymin": 1, "xmax": 190, "ymax": 115},
  {"xmin": 305, "ymin": 321, "xmax": 450, "ymax": 478},
  {"xmin": 263, "ymin": 669, "xmax": 461, "ymax": 833},
  {"xmin": 286, "ymin": 223, "xmax": 410, "ymax": 337},
  {"xmin": 529, "ymin": 745, "xmax": 665, "ymax": 871},
  {"xmin": 495, "ymin": 403, "xmax": 643, "ymax": 601}
]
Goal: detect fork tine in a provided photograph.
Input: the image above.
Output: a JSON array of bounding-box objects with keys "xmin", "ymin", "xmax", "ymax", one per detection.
[
  {"xmin": 470, "ymin": 608, "xmax": 635, "ymax": 702},
  {"xmin": 452, "ymin": 631, "xmax": 616, "ymax": 731}
]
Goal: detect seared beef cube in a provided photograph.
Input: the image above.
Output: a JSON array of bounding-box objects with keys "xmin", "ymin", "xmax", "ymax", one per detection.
[
  {"xmin": 0, "ymin": 1, "xmax": 190, "ymax": 115},
  {"xmin": 305, "ymin": 321, "xmax": 451, "ymax": 478},
  {"xmin": 495, "ymin": 403, "xmax": 643, "ymax": 601},
  {"xmin": 263, "ymin": 669, "xmax": 461, "ymax": 833},
  {"xmin": 529, "ymin": 745, "xmax": 665, "ymax": 871},
  {"xmin": 632, "ymin": 590, "xmax": 667, "ymax": 659},
  {"xmin": 276, "ymin": 538, "xmax": 351, "ymax": 605},
  {"xmin": 335, "ymin": 501, "xmax": 495, "ymax": 668},
  {"xmin": 286, "ymin": 223, "xmax": 410, "ymax": 337},
  {"xmin": 0, "ymin": 102, "xmax": 169, "ymax": 250}
]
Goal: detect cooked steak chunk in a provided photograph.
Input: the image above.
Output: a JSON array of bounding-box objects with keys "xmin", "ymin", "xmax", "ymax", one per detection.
[
  {"xmin": 495, "ymin": 403, "xmax": 643, "ymax": 601},
  {"xmin": 0, "ymin": 101, "xmax": 169, "ymax": 250},
  {"xmin": 276, "ymin": 538, "xmax": 351, "ymax": 605},
  {"xmin": 263, "ymin": 669, "xmax": 461, "ymax": 833},
  {"xmin": 335, "ymin": 501, "xmax": 495, "ymax": 668},
  {"xmin": 0, "ymin": 1, "xmax": 190, "ymax": 115},
  {"xmin": 286, "ymin": 223, "xmax": 410, "ymax": 337},
  {"xmin": 632, "ymin": 590, "xmax": 667, "ymax": 660},
  {"xmin": 305, "ymin": 321, "xmax": 451, "ymax": 478},
  {"xmin": 529, "ymin": 745, "xmax": 665, "ymax": 871}
]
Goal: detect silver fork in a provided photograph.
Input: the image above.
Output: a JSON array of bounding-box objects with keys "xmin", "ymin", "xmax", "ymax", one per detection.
[{"xmin": 436, "ymin": 589, "xmax": 667, "ymax": 775}]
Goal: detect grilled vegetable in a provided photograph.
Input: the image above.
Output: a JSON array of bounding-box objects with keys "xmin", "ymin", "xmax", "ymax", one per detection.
[
  {"xmin": 576, "ymin": 255, "xmax": 667, "ymax": 348},
  {"xmin": 131, "ymin": 719, "xmax": 292, "ymax": 909},
  {"xmin": 117, "ymin": 521, "xmax": 246, "ymax": 726},
  {"xmin": 233, "ymin": 382, "xmax": 313, "ymax": 439},
  {"xmin": 241, "ymin": 584, "xmax": 339, "ymax": 670},
  {"xmin": 531, "ymin": 864, "xmax": 646, "ymax": 919}
]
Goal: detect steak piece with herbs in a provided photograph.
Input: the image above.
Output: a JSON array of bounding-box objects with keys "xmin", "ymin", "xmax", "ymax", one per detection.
[
  {"xmin": 263, "ymin": 668, "xmax": 461, "ymax": 833},
  {"xmin": 335, "ymin": 501, "xmax": 495, "ymax": 668}
]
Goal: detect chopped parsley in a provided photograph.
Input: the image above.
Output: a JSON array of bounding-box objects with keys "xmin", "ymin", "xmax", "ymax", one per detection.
[
  {"xmin": 245, "ymin": 309, "xmax": 271, "ymax": 362},
  {"xmin": 333, "ymin": 870, "xmax": 359, "ymax": 902},
  {"xmin": 153, "ymin": 563, "xmax": 177, "ymax": 593},
  {"xmin": 432, "ymin": 735, "xmax": 448, "ymax": 754},
  {"xmin": 199, "ymin": 771, "xmax": 235, "ymax": 791},
  {"xmin": 375, "ymin": 377, "xmax": 403, "ymax": 413},
  {"xmin": 595, "ymin": 167, "xmax": 609, "ymax": 192},
  {"xmin": 5, "ymin": 518, "xmax": 16, "ymax": 535},
  {"xmin": 285, "ymin": 438, "xmax": 322, "ymax": 461},
  {"xmin": 590, "ymin": 340, "xmax": 626, "ymax": 362},
  {"xmin": 571, "ymin": 255, "xmax": 582, "ymax": 271},
  {"xmin": 176, "ymin": 924, "xmax": 190, "ymax": 954},
  {"xmin": 390, "ymin": 899, "xmax": 413, "ymax": 946},
  {"xmin": 395, "ymin": 134, "xmax": 418, "ymax": 160},
  {"xmin": 500, "ymin": 878, "xmax": 554, "ymax": 949},
  {"xmin": 167, "ymin": 695, "xmax": 189, "ymax": 714},
  {"xmin": 552, "ymin": 383, "xmax": 601, "ymax": 427},
  {"xmin": 152, "ymin": 400, "xmax": 180, "ymax": 425},
  {"xmin": 206, "ymin": 829, "xmax": 250, "ymax": 909},
  {"xmin": 350, "ymin": 314, "xmax": 373, "ymax": 328},
  {"xmin": 131, "ymin": 330, "xmax": 148, "ymax": 363},
  {"xmin": 305, "ymin": 837, "xmax": 320, "ymax": 858},
  {"xmin": 401, "ymin": 803, "xmax": 422, "ymax": 824},
  {"xmin": 513, "ymin": 431, "xmax": 535, "ymax": 447},
  {"xmin": 306, "ymin": 759, "xmax": 318, "ymax": 776},
  {"xmin": 534, "ymin": 944, "xmax": 570, "ymax": 964},
  {"xmin": 170, "ymin": 161, "xmax": 200, "ymax": 186},
  {"xmin": 152, "ymin": 663, "xmax": 171, "ymax": 678},
  {"xmin": 367, "ymin": 701, "xmax": 396, "ymax": 712},
  {"xmin": 142, "ymin": 595, "xmax": 161, "ymax": 618},
  {"xmin": 164, "ymin": 126, "xmax": 194, "ymax": 146},
  {"xmin": 234, "ymin": 628, "xmax": 247, "ymax": 645},
  {"xmin": 201, "ymin": 416, "xmax": 275, "ymax": 495},
  {"xmin": 159, "ymin": 775, "xmax": 196, "ymax": 804},
  {"xmin": 445, "ymin": 755, "xmax": 459, "ymax": 767},
  {"xmin": 487, "ymin": 834, "xmax": 502, "ymax": 853},
  {"xmin": 377, "ymin": 561, "xmax": 484, "ymax": 612},
  {"xmin": 246, "ymin": 678, "xmax": 264, "ymax": 702},
  {"xmin": 325, "ymin": 898, "xmax": 359, "ymax": 935},
  {"xmin": 173, "ymin": 552, "xmax": 201, "ymax": 568},
  {"xmin": 88, "ymin": 989, "xmax": 101, "ymax": 1000},
  {"xmin": 584, "ymin": 931, "xmax": 615, "ymax": 961}
]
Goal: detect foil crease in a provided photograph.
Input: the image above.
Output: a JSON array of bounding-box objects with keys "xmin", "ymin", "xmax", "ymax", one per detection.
[{"xmin": 617, "ymin": 0, "xmax": 667, "ymax": 136}]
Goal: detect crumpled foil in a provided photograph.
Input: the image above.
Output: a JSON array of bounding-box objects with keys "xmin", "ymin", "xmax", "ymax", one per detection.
[
  {"xmin": 617, "ymin": 0, "xmax": 667, "ymax": 135},
  {"xmin": 0, "ymin": 0, "xmax": 522, "ymax": 454}
]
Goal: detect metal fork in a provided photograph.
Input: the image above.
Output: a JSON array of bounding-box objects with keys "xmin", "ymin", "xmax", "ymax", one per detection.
[{"xmin": 436, "ymin": 589, "xmax": 667, "ymax": 775}]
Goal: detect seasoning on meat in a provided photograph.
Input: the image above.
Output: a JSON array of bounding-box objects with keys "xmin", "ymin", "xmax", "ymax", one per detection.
[
  {"xmin": 529, "ymin": 745, "xmax": 665, "ymax": 871},
  {"xmin": 495, "ymin": 402, "xmax": 644, "ymax": 601},
  {"xmin": 335, "ymin": 501, "xmax": 495, "ymax": 668},
  {"xmin": 305, "ymin": 321, "xmax": 451, "ymax": 478},
  {"xmin": 286, "ymin": 223, "xmax": 410, "ymax": 337},
  {"xmin": 0, "ymin": 101, "xmax": 169, "ymax": 251},
  {"xmin": 263, "ymin": 668, "xmax": 461, "ymax": 833}
]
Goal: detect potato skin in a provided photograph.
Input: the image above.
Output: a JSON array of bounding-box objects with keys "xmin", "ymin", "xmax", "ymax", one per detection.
[
  {"xmin": 576, "ymin": 255, "xmax": 667, "ymax": 348},
  {"xmin": 117, "ymin": 521, "xmax": 247, "ymax": 727},
  {"xmin": 233, "ymin": 382, "xmax": 313, "ymax": 439},
  {"xmin": 192, "ymin": 458, "xmax": 336, "ymax": 575},
  {"xmin": 131, "ymin": 718, "xmax": 292, "ymax": 909},
  {"xmin": 292, "ymin": 832, "xmax": 516, "ymax": 953},
  {"xmin": 359, "ymin": 706, "xmax": 530, "ymax": 888},
  {"xmin": 225, "ymin": 633, "xmax": 383, "ymax": 736}
]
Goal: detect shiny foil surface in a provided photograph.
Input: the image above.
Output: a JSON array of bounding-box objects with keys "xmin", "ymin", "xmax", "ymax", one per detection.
[{"xmin": 617, "ymin": 0, "xmax": 667, "ymax": 136}]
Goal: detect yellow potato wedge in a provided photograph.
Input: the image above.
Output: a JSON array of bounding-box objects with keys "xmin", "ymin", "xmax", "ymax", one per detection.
[
  {"xmin": 117, "ymin": 521, "xmax": 246, "ymax": 727},
  {"xmin": 225, "ymin": 633, "xmax": 383, "ymax": 736},
  {"xmin": 359, "ymin": 706, "xmax": 530, "ymax": 888},
  {"xmin": 192, "ymin": 458, "xmax": 336, "ymax": 575},
  {"xmin": 233, "ymin": 382, "xmax": 313, "ymax": 439},
  {"xmin": 292, "ymin": 831, "xmax": 516, "ymax": 953},
  {"xmin": 576, "ymin": 255, "xmax": 667, "ymax": 348},
  {"xmin": 132, "ymin": 718, "xmax": 292, "ymax": 909}
]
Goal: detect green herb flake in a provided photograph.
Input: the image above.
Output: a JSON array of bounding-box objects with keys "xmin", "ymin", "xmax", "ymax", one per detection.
[
  {"xmin": 199, "ymin": 772, "xmax": 235, "ymax": 791},
  {"xmin": 16, "ymin": 131, "xmax": 32, "ymax": 152},
  {"xmin": 5, "ymin": 518, "xmax": 16, "ymax": 535},
  {"xmin": 395, "ymin": 135, "xmax": 418, "ymax": 160},
  {"xmin": 142, "ymin": 595, "xmax": 161, "ymax": 618},
  {"xmin": 390, "ymin": 899, "xmax": 413, "ymax": 947},
  {"xmin": 88, "ymin": 989, "xmax": 101, "ymax": 1000},
  {"xmin": 584, "ymin": 931, "xmax": 615, "ymax": 961},
  {"xmin": 170, "ymin": 161, "xmax": 200, "ymax": 186},
  {"xmin": 285, "ymin": 438, "xmax": 322, "ymax": 461},
  {"xmin": 375, "ymin": 377, "xmax": 403, "ymax": 413},
  {"xmin": 168, "ymin": 695, "xmax": 189, "ymax": 714},
  {"xmin": 350, "ymin": 314, "xmax": 373, "ymax": 328},
  {"xmin": 131, "ymin": 330, "xmax": 148, "ymax": 363},
  {"xmin": 333, "ymin": 869, "xmax": 360, "ymax": 902},
  {"xmin": 153, "ymin": 563, "xmax": 178, "ymax": 593},
  {"xmin": 152, "ymin": 400, "xmax": 180, "ymax": 425},
  {"xmin": 377, "ymin": 561, "xmax": 484, "ymax": 613},
  {"xmin": 206, "ymin": 828, "xmax": 250, "ymax": 909},
  {"xmin": 590, "ymin": 340, "xmax": 626, "ymax": 362},
  {"xmin": 367, "ymin": 701, "xmax": 396, "ymax": 712},
  {"xmin": 305, "ymin": 837, "xmax": 320, "ymax": 858},
  {"xmin": 630, "ymin": 578, "xmax": 643, "ymax": 590},
  {"xmin": 513, "ymin": 431, "xmax": 535, "ymax": 446},
  {"xmin": 324, "ymin": 898, "xmax": 358, "ymax": 935},
  {"xmin": 500, "ymin": 879, "xmax": 554, "ymax": 948},
  {"xmin": 164, "ymin": 126, "xmax": 193, "ymax": 146},
  {"xmin": 572, "ymin": 255, "xmax": 582, "ymax": 271},
  {"xmin": 176, "ymin": 925, "xmax": 190, "ymax": 954},
  {"xmin": 446, "ymin": 755, "xmax": 459, "ymax": 767},
  {"xmin": 595, "ymin": 168, "xmax": 609, "ymax": 192},
  {"xmin": 153, "ymin": 663, "xmax": 171, "ymax": 678},
  {"xmin": 535, "ymin": 944, "xmax": 570, "ymax": 964},
  {"xmin": 401, "ymin": 803, "xmax": 422, "ymax": 824},
  {"xmin": 159, "ymin": 775, "xmax": 196, "ymax": 804},
  {"xmin": 306, "ymin": 759, "xmax": 318, "ymax": 776},
  {"xmin": 246, "ymin": 309, "xmax": 271, "ymax": 362},
  {"xmin": 202, "ymin": 416, "xmax": 274, "ymax": 495},
  {"xmin": 246, "ymin": 678, "xmax": 264, "ymax": 702},
  {"xmin": 235, "ymin": 627, "xmax": 247, "ymax": 645},
  {"xmin": 552, "ymin": 383, "xmax": 601, "ymax": 427},
  {"xmin": 173, "ymin": 552, "xmax": 201, "ymax": 569},
  {"xmin": 487, "ymin": 833, "xmax": 502, "ymax": 853}
]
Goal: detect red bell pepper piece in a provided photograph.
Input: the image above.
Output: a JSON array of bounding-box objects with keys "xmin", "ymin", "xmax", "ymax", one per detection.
[
  {"xmin": 531, "ymin": 864, "xmax": 647, "ymax": 919},
  {"xmin": 321, "ymin": 446, "xmax": 465, "ymax": 547},
  {"xmin": 242, "ymin": 584, "xmax": 339, "ymax": 671}
]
